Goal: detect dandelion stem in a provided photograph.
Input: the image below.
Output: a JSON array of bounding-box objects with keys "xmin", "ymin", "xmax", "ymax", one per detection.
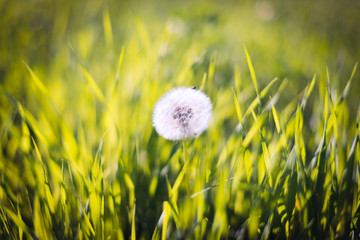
[
  {"xmin": 182, "ymin": 140, "xmax": 191, "ymax": 196},
  {"xmin": 182, "ymin": 140, "xmax": 187, "ymax": 163}
]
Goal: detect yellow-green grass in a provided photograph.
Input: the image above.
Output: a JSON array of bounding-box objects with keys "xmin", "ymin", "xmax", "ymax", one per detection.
[{"xmin": 0, "ymin": 0, "xmax": 359, "ymax": 239}]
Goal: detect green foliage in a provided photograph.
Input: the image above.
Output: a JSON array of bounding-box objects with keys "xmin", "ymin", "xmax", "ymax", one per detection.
[{"xmin": 0, "ymin": 0, "xmax": 359, "ymax": 239}]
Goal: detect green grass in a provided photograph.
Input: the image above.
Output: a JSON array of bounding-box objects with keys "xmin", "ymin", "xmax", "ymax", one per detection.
[{"xmin": 1, "ymin": 0, "xmax": 360, "ymax": 239}]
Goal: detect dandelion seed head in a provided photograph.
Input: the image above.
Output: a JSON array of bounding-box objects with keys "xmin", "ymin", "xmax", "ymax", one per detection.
[{"xmin": 152, "ymin": 87, "xmax": 212, "ymax": 140}]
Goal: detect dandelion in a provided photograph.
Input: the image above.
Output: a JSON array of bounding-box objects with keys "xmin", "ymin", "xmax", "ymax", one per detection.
[{"xmin": 152, "ymin": 87, "xmax": 212, "ymax": 140}]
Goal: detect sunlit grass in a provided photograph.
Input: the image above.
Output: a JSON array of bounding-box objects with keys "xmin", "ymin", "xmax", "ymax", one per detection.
[{"xmin": 0, "ymin": 1, "xmax": 360, "ymax": 239}]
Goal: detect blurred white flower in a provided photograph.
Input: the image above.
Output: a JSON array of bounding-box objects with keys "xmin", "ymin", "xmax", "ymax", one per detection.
[
  {"xmin": 166, "ymin": 17, "xmax": 188, "ymax": 36},
  {"xmin": 254, "ymin": 1, "xmax": 275, "ymax": 22},
  {"xmin": 152, "ymin": 87, "xmax": 212, "ymax": 141}
]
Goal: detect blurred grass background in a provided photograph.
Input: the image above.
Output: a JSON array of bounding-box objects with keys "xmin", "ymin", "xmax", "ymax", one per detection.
[
  {"xmin": 0, "ymin": 0, "xmax": 360, "ymax": 239},
  {"xmin": 1, "ymin": 0, "xmax": 360, "ymax": 120}
]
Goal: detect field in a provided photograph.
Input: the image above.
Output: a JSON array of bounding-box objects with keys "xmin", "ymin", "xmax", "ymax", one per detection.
[{"xmin": 1, "ymin": 0, "xmax": 360, "ymax": 239}]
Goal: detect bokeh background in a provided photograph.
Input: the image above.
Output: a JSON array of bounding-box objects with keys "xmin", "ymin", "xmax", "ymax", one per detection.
[
  {"xmin": 1, "ymin": 0, "xmax": 360, "ymax": 106},
  {"xmin": 1, "ymin": 0, "xmax": 360, "ymax": 239}
]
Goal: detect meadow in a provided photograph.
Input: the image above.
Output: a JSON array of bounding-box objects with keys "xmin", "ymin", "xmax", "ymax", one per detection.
[{"xmin": 0, "ymin": 0, "xmax": 360, "ymax": 239}]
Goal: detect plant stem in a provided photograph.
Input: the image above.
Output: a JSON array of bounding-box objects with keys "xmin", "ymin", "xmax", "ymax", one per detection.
[{"xmin": 183, "ymin": 140, "xmax": 191, "ymax": 196}]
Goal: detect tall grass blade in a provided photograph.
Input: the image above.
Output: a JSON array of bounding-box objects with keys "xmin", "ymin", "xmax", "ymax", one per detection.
[
  {"xmin": 244, "ymin": 45, "xmax": 261, "ymax": 107},
  {"xmin": 244, "ymin": 150, "xmax": 252, "ymax": 183},
  {"xmin": 82, "ymin": 66, "xmax": 108, "ymax": 105},
  {"xmin": 242, "ymin": 115, "xmax": 266, "ymax": 148},
  {"xmin": 3, "ymin": 207, "xmax": 35, "ymax": 239},
  {"xmin": 339, "ymin": 62, "xmax": 358, "ymax": 102},
  {"xmin": 208, "ymin": 53, "xmax": 216, "ymax": 85},
  {"xmin": 162, "ymin": 201, "xmax": 171, "ymax": 240},
  {"xmin": 272, "ymin": 105, "xmax": 280, "ymax": 134},
  {"xmin": 244, "ymin": 77, "xmax": 278, "ymax": 118},
  {"xmin": 111, "ymin": 46, "xmax": 125, "ymax": 104},
  {"xmin": 103, "ymin": 8, "xmax": 113, "ymax": 48},
  {"xmin": 23, "ymin": 61, "xmax": 49, "ymax": 98},
  {"xmin": 200, "ymin": 72, "xmax": 207, "ymax": 91},
  {"xmin": 301, "ymin": 74, "xmax": 316, "ymax": 109},
  {"xmin": 233, "ymin": 64, "xmax": 241, "ymax": 92},
  {"xmin": 131, "ymin": 202, "xmax": 136, "ymax": 240},
  {"xmin": 82, "ymin": 208, "xmax": 96, "ymax": 237},
  {"xmin": 232, "ymin": 88, "xmax": 243, "ymax": 124},
  {"xmin": 31, "ymin": 137, "xmax": 55, "ymax": 214}
]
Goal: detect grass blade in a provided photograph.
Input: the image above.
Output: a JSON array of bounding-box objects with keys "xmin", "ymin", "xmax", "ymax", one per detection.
[
  {"xmin": 272, "ymin": 105, "xmax": 281, "ymax": 134},
  {"xmin": 244, "ymin": 77, "xmax": 278, "ymax": 118},
  {"xmin": 31, "ymin": 137, "xmax": 55, "ymax": 214},
  {"xmin": 3, "ymin": 207, "xmax": 35, "ymax": 239},
  {"xmin": 232, "ymin": 88, "xmax": 243, "ymax": 124},
  {"xmin": 103, "ymin": 7, "xmax": 113, "ymax": 47},
  {"xmin": 244, "ymin": 45, "xmax": 259, "ymax": 97},
  {"xmin": 82, "ymin": 66, "xmax": 108, "ymax": 105},
  {"xmin": 111, "ymin": 46, "xmax": 125, "ymax": 104},
  {"xmin": 200, "ymin": 72, "xmax": 207, "ymax": 91},
  {"xmin": 242, "ymin": 114, "xmax": 266, "ymax": 148},
  {"xmin": 339, "ymin": 62, "xmax": 358, "ymax": 102},
  {"xmin": 23, "ymin": 61, "xmax": 49, "ymax": 98},
  {"xmin": 131, "ymin": 202, "xmax": 136, "ymax": 240}
]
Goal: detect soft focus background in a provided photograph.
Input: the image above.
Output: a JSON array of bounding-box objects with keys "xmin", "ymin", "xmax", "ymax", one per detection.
[{"xmin": 0, "ymin": 0, "xmax": 359, "ymax": 239}]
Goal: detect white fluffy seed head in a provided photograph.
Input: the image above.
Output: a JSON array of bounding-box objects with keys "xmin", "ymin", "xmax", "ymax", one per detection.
[{"xmin": 152, "ymin": 87, "xmax": 212, "ymax": 141}]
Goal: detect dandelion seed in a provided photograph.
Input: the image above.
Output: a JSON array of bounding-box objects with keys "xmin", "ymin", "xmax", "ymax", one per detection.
[{"xmin": 152, "ymin": 87, "xmax": 212, "ymax": 140}]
